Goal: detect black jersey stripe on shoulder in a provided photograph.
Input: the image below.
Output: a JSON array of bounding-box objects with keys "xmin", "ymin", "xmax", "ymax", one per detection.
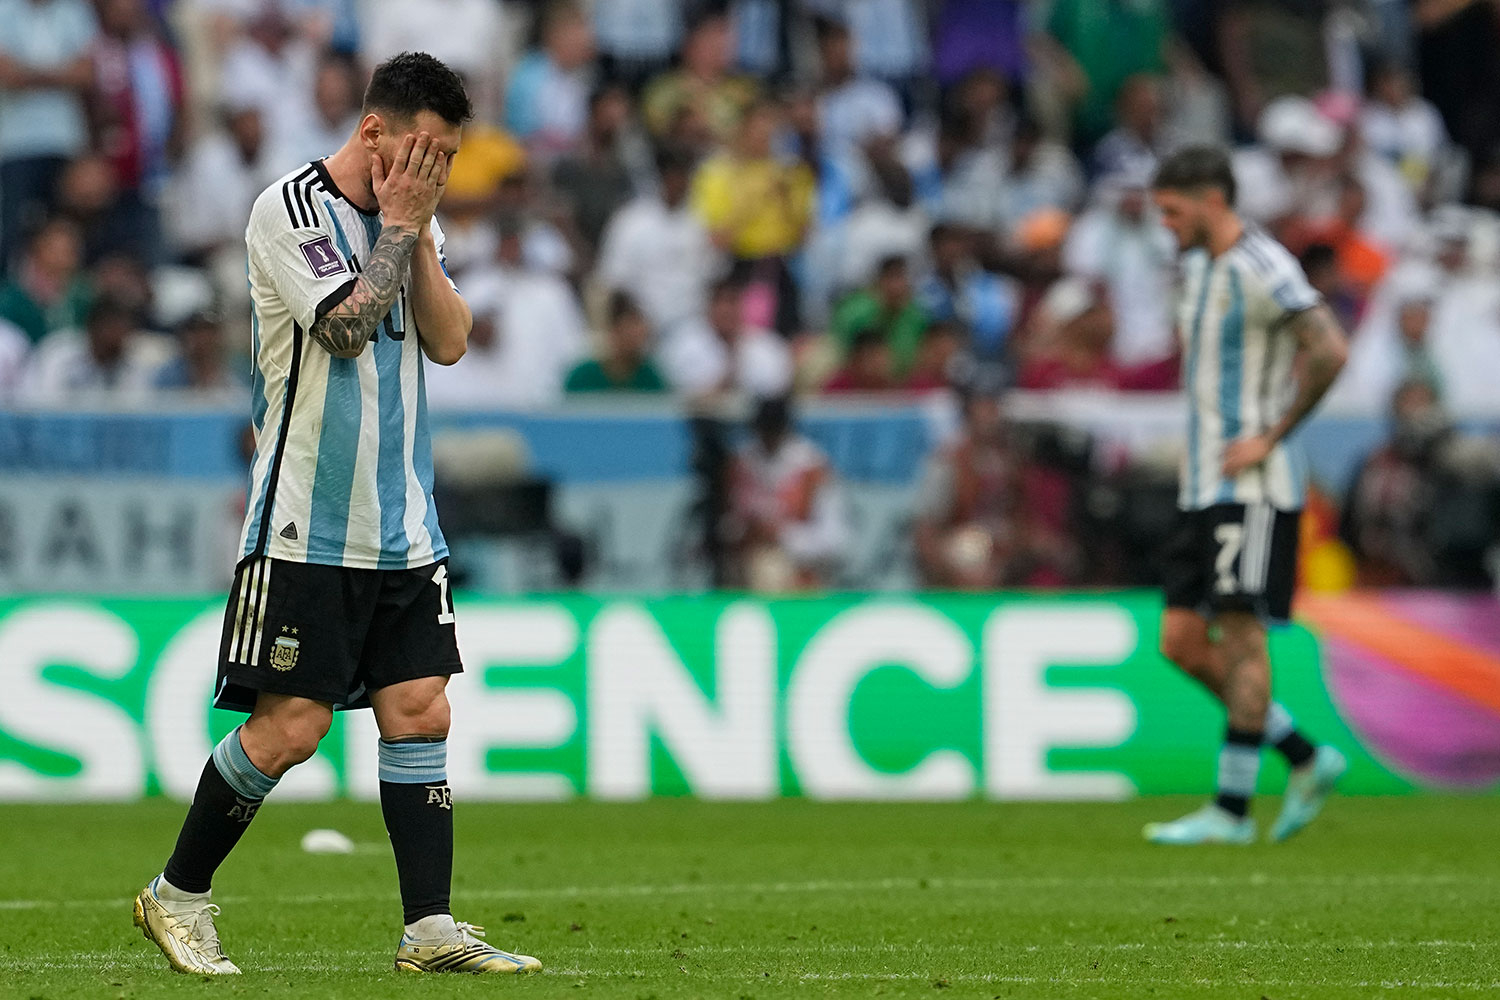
[
  {"xmin": 281, "ymin": 166, "xmax": 318, "ymax": 228},
  {"xmin": 253, "ymin": 324, "xmax": 304, "ymax": 556},
  {"xmin": 297, "ymin": 182, "xmax": 320, "ymax": 229}
]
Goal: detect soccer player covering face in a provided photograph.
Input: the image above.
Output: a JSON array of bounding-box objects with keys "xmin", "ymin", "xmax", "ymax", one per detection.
[
  {"xmin": 132, "ymin": 53, "xmax": 541, "ymax": 974},
  {"xmin": 1144, "ymin": 147, "xmax": 1351, "ymax": 846}
]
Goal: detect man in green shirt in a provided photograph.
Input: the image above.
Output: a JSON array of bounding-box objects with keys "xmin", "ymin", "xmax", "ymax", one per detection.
[
  {"xmin": 565, "ymin": 292, "xmax": 668, "ymax": 394},
  {"xmin": 0, "ymin": 217, "xmax": 91, "ymax": 344},
  {"xmin": 1042, "ymin": 0, "xmax": 1169, "ymax": 148},
  {"xmin": 831, "ymin": 256, "xmax": 929, "ymax": 378}
]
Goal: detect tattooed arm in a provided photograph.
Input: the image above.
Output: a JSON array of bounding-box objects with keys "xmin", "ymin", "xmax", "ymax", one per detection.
[
  {"xmin": 308, "ymin": 224, "xmax": 419, "ymax": 359},
  {"xmin": 1267, "ymin": 303, "xmax": 1350, "ymax": 444},
  {"xmin": 1222, "ymin": 303, "xmax": 1349, "ymax": 476}
]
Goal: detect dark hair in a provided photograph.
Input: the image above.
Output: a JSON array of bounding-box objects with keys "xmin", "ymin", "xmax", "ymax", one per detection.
[
  {"xmin": 363, "ymin": 51, "xmax": 472, "ymax": 126},
  {"xmin": 875, "ymin": 255, "xmax": 907, "ymax": 279},
  {"xmin": 608, "ymin": 290, "xmax": 644, "ymax": 325},
  {"xmin": 87, "ymin": 293, "xmax": 137, "ymax": 329},
  {"xmin": 1152, "ymin": 145, "xmax": 1237, "ymax": 206},
  {"xmin": 710, "ymin": 273, "xmax": 744, "ymax": 299},
  {"xmin": 1299, "ymin": 242, "xmax": 1338, "ymax": 276},
  {"xmin": 654, "ymin": 143, "xmax": 696, "ymax": 177},
  {"xmin": 848, "ymin": 327, "xmax": 886, "ymax": 353}
]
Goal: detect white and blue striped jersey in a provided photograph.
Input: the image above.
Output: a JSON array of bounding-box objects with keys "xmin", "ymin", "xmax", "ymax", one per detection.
[
  {"xmin": 238, "ymin": 160, "xmax": 451, "ymax": 570},
  {"xmin": 1175, "ymin": 228, "xmax": 1320, "ymax": 512}
]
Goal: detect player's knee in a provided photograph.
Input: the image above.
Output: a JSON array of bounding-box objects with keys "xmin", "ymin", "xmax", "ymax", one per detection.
[{"xmin": 380, "ymin": 684, "xmax": 451, "ymax": 740}]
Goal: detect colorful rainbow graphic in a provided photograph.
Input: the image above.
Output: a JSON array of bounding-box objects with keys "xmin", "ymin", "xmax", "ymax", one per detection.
[{"xmin": 1299, "ymin": 593, "xmax": 1500, "ymax": 789}]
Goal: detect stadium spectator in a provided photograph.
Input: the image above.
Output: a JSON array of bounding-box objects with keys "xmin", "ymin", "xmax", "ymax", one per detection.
[
  {"xmin": 1037, "ymin": 0, "xmax": 1168, "ymax": 147},
  {"xmin": 165, "ymin": 93, "xmax": 276, "ymax": 267},
  {"xmin": 551, "ymin": 85, "xmax": 640, "ymax": 254},
  {"xmin": 801, "ymin": 156, "xmax": 927, "ymax": 321},
  {"xmin": 811, "ymin": 0, "xmax": 929, "ymax": 100},
  {"xmin": 564, "ymin": 292, "xmax": 667, "ymax": 394},
  {"xmin": 831, "ymin": 255, "xmax": 928, "ymax": 380},
  {"xmin": 593, "ymin": 0, "xmax": 680, "ymax": 92},
  {"xmin": 504, "ymin": 1, "xmax": 596, "ymax": 162},
  {"xmin": 273, "ymin": 51, "xmax": 360, "ymax": 165},
  {"xmin": 1232, "ymin": 95, "xmax": 1343, "ymax": 231},
  {"xmin": 23, "ymin": 292, "xmax": 168, "ymax": 399},
  {"xmin": 52, "ymin": 153, "xmax": 124, "ymax": 264},
  {"xmin": 1019, "ymin": 277, "xmax": 1176, "ymax": 391},
  {"xmin": 430, "ymin": 226, "xmax": 588, "ymax": 410},
  {"xmin": 904, "ymin": 319, "xmax": 965, "ymax": 393},
  {"xmin": 730, "ymin": 0, "xmax": 789, "ymax": 81},
  {"xmin": 359, "ymin": 0, "xmax": 506, "ymax": 117},
  {"xmin": 1413, "ymin": 0, "xmax": 1500, "ymax": 170},
  {"xmin": 90, "ymin": 0, "xmax": 183, "ymax": 267},
  {"xmin": 1341, "ymin": 378, "xmax": 1451, "ymax": 586},
  {"xmin": 217, "ymin": 5, "xmax": 317, "ymax": 157},
  {"xmin": 0, "ymin": 217, "xmax": 90, "ymax": 346},
  {"xmin": 1361, "ymin": 60, "xmax": 1450, "ymax": 200},
  {"xmin": 660, "ymin": 275, "xmax": 793, "ymax": 401},
  {"xmin": 811, "ymin": 16, "xmax": 902, "ymax": 160},
  {"xmin": 1287, "ymin": 174, "xmax": 1391, "ymax": 308},
  {"xmin": 1091, "ymin": 74, "xmax": 1168, "ymax": 179},
  {"xmin": 821, "ymin": 327, "xmax": 895, "ymax": 394},
  {"xmin": 902, "ymin": 103, "xmax": 1006, "ymax": 232},
  {"xmin": 151, "ymin": 310, "xmax": 245, "ymax": 394},
  {"xmin": 595, "ymin": 145, "xmax": 719, "ymax": 337},
  {"xmin": 931, "ymin": 0, "xmax": 1027, "ymax": 87},
  {"xmin": 691, "ymin": 98, "xmax": 815, "ymax": 336},
  {"xmin": 0, "ymin": 0, "xmax": 98, "ymax": 268},
  {"xmin": 1299, "ymin": 242, "xmax": 1361, "ymax": 332},
  {"xmin": 1061, "ymin": 166, "xmax": 1176, "ymax": 366},
  {"xmin": 918, "ymin": 223, "xmax": 1020, "ymax": 364},
  {"xmin": 913, "ymin": 381, "xmax": 1075, "ymax": 588},
  {"xmin": 727, "ymin": 394, "xmax": 847, "ymax": 591},
  {"xmin": 995, "ymin": 116, "xmax": 1086, "ymax": 239},
  {"xmin": 642, "ymin": 9, "xmax": 757, "ymax": 144}
]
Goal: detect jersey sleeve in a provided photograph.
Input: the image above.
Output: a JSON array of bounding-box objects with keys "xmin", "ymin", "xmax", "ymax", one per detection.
[
  {"xmin": 429, "ymin": 216, "xmax": 459, "ymax": 292},
  {"xmin": 1258, "ymin": 244, "xmax": 1321, "ymax": 329},
  {"xmin": 246, "ymin": 186, "xmax": 358, "ymax": 334}
]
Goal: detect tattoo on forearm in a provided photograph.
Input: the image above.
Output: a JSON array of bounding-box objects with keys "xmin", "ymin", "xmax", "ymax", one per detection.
[
  {"xmin": 308, "ymin": 225, "xmax": 418, "ymax": 358},
  {"xmin": 1276, "ymin": 305, "xmax": 1347, "ymax": 439}
]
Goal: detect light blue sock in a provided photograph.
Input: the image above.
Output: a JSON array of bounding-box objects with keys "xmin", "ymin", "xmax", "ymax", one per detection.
[{"xmin": 211, "ymin": 726, "xmax": 279, "ymax": 800}]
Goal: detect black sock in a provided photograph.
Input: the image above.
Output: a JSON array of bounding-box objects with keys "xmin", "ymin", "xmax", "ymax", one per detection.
[
  {"xmin": 1264, "ymin": 703, "xmax": 1316, "ymax": 768},
  {"xmin": 1214, "ymin": 727, "xmax": 1263, "ymax": 819},
  {"xmin": 378, "ymin": 739, "xmax": 453, "ymax": 925},
  {"xmin": 162, "ymin": 729, "xmax": 278, "ymax": 893}
]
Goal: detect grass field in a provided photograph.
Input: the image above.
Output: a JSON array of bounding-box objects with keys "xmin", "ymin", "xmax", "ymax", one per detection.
[{"xmin": 1, "ymin": 797, "xmax": 1495, "ymax": 999}]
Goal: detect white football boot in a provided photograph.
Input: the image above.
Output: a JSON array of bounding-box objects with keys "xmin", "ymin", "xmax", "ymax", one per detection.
[
  {"xmin": 394, "ymin": 919, "xmax": 541, "ymax": 974},
  {"xmin": 133, "ymin": 876, "xmax": 241, "ymax": 974}
]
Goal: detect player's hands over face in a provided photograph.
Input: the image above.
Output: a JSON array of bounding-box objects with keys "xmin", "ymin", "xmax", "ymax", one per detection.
[
  {"xmin": 1223, "ymin": 433, "xmax": 1273, "ymax": 477},
  {"xmin": 371, "ymin": 131, "xmax": 451, "ymax": 232}
]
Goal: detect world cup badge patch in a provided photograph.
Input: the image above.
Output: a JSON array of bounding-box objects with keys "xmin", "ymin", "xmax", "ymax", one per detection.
[
  {"xmin": 270, "ymin": 635, "xmax": 301, "ymax": 671},
  {"xmin": 299, "ymin": 235, "xmax": 346, "ymax": 278}
]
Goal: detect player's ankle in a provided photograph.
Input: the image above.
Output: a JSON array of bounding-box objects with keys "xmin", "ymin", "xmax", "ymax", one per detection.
[
  {"xmin": 405, "ymin": 913, "xmax": 457, "ymax": 939},
  {"xmin": 154, "ymin": 874, "xmax": 211, "ymax": 905}
]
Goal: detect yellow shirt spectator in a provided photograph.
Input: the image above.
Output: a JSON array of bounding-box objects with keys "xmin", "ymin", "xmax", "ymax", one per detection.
[
  {"xmin": 442, "ymin": 124, "xmax": 526, "ymax": 202},
  {"xmin": 691, "ymin": 153, "xmax": 815, "ymax": 260}
]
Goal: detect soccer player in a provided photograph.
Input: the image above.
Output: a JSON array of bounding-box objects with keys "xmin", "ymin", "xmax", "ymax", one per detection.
[
  {"xmin": 1143, "ymin": 146, "xmax": 1350, "ymax": 845},
  {"xmin": 131, "ymin": 53, "xmax": 540, "ymax": 974}
]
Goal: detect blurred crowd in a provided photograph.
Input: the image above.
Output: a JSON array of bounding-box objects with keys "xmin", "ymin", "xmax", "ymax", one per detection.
[{"xmin": 2, "ymin": 0, "xmax": 1500, "ymax": 590}]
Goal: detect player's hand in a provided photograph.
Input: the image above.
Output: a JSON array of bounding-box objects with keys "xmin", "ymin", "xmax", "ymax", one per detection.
[
  {"xmin": 371, "ymin": 131, "xmax": 445, "ymax": 233},
  {"xmin": 1223, "ymin": 434, "xmax": 1273, "ymax": 477}
]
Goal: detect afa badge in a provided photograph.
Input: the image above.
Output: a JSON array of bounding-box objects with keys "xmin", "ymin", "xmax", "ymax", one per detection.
[{"xmin": 271, "ymin": 635, "xmax": 301, "ymax": 671}]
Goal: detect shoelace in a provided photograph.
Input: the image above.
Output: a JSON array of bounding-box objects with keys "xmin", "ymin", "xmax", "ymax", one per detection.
[
  {"xmin": 455, "ymin": 922, "xmax": 487, "ymax": 943},
  {"xmin": 179, "ymin": 902, "xmax": 227, "ymax": 960}
]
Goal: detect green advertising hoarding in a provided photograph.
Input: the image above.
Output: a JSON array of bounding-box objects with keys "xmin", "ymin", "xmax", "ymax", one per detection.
[{"xmin": 0, "ymin": 593, "xmax": 1452, "ymax": 801}]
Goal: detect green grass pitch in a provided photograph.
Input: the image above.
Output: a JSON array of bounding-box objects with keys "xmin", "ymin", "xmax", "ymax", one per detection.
[{"xmin": 1, "ymin": 797, "xmax": 1495, "ymax": 999}]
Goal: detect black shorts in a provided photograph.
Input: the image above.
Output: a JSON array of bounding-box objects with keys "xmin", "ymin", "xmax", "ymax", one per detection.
[
  {"xmin": 1160, "ymin": 503, "xmax": 1300, "ymax": 622},
  {"xmin": 214, "ymin": 556, "xmax": 463, "ymax": 713}
]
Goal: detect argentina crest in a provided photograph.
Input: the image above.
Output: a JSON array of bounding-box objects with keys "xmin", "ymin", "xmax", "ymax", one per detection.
[{"xmin": 270, "ymin": 633, "xmax": 300, "ymax": 672}]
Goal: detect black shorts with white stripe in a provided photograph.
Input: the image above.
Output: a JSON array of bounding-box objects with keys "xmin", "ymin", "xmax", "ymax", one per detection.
[
  {"xmin": 1159, "ymin": 502, "xmax": 1301, "ymax": 623},
  {"xmin": 213, "ymin": 555, "xmax": 463, "ymax": 714}
]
